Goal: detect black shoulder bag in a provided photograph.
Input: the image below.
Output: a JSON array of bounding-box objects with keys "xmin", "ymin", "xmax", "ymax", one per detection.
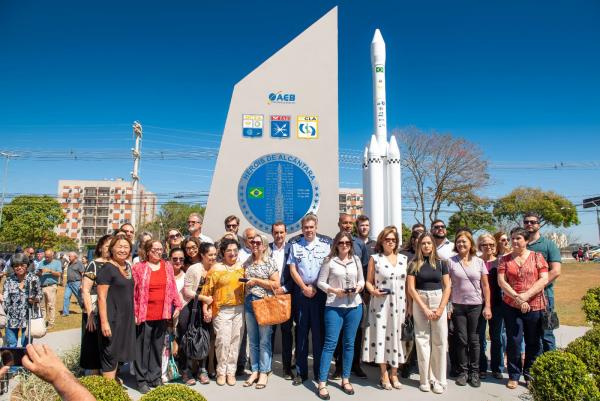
[{"xmin": 181, "ymin": 295, "xmax": 210, "ymax": 360}]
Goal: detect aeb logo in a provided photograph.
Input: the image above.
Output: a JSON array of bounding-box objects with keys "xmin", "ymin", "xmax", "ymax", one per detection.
[{"xmin": 268, "ymin": 91, "xmax": 296, "ymax": 104}]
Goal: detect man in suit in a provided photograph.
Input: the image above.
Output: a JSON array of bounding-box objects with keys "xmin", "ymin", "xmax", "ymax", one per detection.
[{"xmin": 270, "ymin": 221, "xmax": 295, "ymax": 380}]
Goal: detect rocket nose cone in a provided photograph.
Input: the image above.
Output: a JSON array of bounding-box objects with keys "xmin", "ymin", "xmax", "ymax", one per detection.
[
  {"xmin": 387, "ymin": 135, "xmax": 400, "ymax": 157},
  {"xmin": 371, "ymin": 29, "xmax": 386, "ymax": 64},
  {"xmin": 367, "ymin": 135, "xmax": 381, "ymax": 157}
]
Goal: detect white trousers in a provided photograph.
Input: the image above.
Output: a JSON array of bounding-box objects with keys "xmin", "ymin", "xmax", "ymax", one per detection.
[
  {"xmin": 413, "ymin": 289, "xmax": 448, "ymax": 387},
  {"xmin": 213, "ymin": 305, "xmax": 244, "ymax": 376}
]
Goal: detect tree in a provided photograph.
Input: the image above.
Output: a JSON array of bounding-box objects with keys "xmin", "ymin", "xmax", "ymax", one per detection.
[
  {"xmin": 0, "ymin": 195, "xmax": 65, "ymax": 248},
  {"xmin": 447, "ymin": 192, "xmax": 496, "ymax": 237},
  {"xmin": 493, "ymin": 187, "xmax": 580, "ymax": 228},
  {"xmin": 48, "ymin": 234, "xmax": 79, "ymax": 251},
  {"xmin": 139, "ymin": 201, "xmax": 205, "ymax": 239},
  {"xmin": 396, "ymin": 127, "xmax": 489, "ymax": 225}
]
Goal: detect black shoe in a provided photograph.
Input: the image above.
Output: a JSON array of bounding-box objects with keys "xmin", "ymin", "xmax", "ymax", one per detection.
[
  {"xmin": 283, "ymin": 369, "xmax": 295, "ymax": 380},
  {"xmin": 456, "ymin": 374, "xmax": 468, "ymax": 386},
  {"xmin": 149, "ymin": 379, "xmax": 162, "ymax": 388},
  {"xmin": 317, "ymin": 386, "xmax": 330, "ymax": 400},
  {"xmin": 331, "ymin": 367, "xmax": 342, "ymax": 380},
  {"xmin": 138, "ymin": 383, "xmax": 151, "ymax": 394},
  {"xmin": 469, "ymin": 374, "xmax": 481, "ymax": 388},
  {"xmin": 449, "ymin": 369, "xmax": 459, "ymax": 378},
  {"xmin": 292, "ymin": 375, "xmax": 307, "ymax": 386},
  {"xmin": 352, "ymin": 366, "xmax": 367, "ymax": 379},
  {"xmin": 492, "ymin": 371, "xmax": 504, "ymax": 380}
]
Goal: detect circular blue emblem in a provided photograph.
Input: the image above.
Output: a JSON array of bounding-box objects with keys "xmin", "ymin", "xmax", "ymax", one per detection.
[{"xmin": 238, "ymin": 153, "xmax": 320, "ymax": 233}]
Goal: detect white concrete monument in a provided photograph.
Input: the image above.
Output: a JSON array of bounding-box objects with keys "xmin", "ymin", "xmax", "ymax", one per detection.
[{"xmin": 203, "ymin": 8, "xmax": 339, "ymax": 238}]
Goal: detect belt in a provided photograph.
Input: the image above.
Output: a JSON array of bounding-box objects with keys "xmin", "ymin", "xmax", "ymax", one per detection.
[{"xmin": 42, "ymin": 283, "xmax": 57, "ymax": 288}]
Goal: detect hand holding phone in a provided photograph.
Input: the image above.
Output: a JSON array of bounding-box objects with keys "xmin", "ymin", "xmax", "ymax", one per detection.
[
  {"xmin": 379, "ymin": 288, "xmax": 391, "ymax": 295},
  {"xmin": 239, "ymin": 278, "xmax": 249, "ymax": 283},
  {"xmin": 1, "ymin": 347, "xmax": 26, "ymax": 367},
  {"xmin": 344, "ymin": 287, "xmax": 356, "ymax": 294}
]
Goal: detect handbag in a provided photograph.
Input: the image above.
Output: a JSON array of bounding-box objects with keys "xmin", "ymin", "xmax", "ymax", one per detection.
[
  {"xmin": 26, "ymin": 304, "xmax": 47, "ymax": 339},
  {"xmin": 165, "ymin": 335, "xmax": 181, "ymax": 382},
  {"xmin": 252, "ymin": 292, "xmax": 292, "ymax": 326},
  {"xmin": 401, "ymin": 316, "xmax": 414, "ymax": 341},
  {"xmin": 181, "ymin": 296, "xmax": 210, "ymax": 360}
]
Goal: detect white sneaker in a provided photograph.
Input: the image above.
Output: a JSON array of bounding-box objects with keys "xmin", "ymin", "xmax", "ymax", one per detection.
[
  {"xmin": 432, "ymin": 383, "xmax": 445, "ymax": 394},
  {"xmin": 419, "ymin": 384, "xmax": 431, "ymax": 392}
]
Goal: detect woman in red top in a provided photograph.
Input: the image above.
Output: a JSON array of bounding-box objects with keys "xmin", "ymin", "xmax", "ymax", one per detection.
[
  {"xmin": 132, "ymin": 240, "xmax": 183, "ymax": 394},
  {"xmin": 497, "ymin": 227, "xmax": 548, "ymax": 390}
]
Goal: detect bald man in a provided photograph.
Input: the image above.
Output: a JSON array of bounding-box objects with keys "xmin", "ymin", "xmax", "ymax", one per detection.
[
  {"xmin": 62, "ymin": 252, "xmax": 84, "ymax": 317},
  {"xmin": 38, "ymin": 249, "xmax": 62, "ymax": 327}
]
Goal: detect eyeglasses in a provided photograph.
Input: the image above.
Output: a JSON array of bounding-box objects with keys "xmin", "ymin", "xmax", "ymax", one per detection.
[
  {"xmin": 432, "ymin": 225, "xmax": 446, "ymax": 229},
  {"xmin": 171, "ymin": 257, "xmax": 184, "ymax": 262},
  {"xmin": 338, "ymin": 241, "xmax": 352, "ymax": 246},
  {"xmin": 168, "ymin": 233, "xmax": 182, "ymax": 240},
  {"xmin": 226, "ymin": 224, "xmax": 239, "ymax": 228},
  {"xmin": 481, "ymin": 243, "xmax": 495, "ymax": 248},
  {"xmin": 523, "ymin": 220, "xmax": 539, "ymax": 225},
  {"xmin": 187, "ymin": 220, "xmax": 200, "ymax": 224},
  {"xmin": 150, "ymin": 248, "xmax": 163, "ymax": 253},
  {"xmin": 384, "ymin": 237, "xmax": 397, "ymax": 243},
  {"xmin": 185, "ymin": 245, "xmax": 198, "ymax": 251}
]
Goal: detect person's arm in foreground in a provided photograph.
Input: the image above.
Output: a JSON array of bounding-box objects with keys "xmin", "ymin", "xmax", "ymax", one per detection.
[{"xmin": 22, "ymin": 344, "xmax": 96, "ymax": 401}]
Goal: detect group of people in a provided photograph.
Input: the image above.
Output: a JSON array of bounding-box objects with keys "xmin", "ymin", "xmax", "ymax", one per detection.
[{"xmin": 0, "ymin": 210, "xmax": 561, "ymax": 398}]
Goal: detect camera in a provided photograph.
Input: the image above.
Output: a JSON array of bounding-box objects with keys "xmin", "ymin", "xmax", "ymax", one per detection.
[{"xmin": 344, "ymin": 287, "xmax": 356, "ymax": 293}]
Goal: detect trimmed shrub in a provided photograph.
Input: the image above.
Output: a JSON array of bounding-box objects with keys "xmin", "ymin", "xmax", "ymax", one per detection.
[
  {"xmin": 566, "ymin": 328, "xmax": 600, "ymax": 389},
  {"xmin": 73, "ymin": 375, "xmax": 131, "ymax": 401},
  {"xmin": 529, "ymin": 350, "xmax": 600, "ymax": 401},
  {"xmin": 140, "ymin": 384, "xmax": 207, "ymax": 401},
  {"xmin": 582, "ymin": 287, "xmax": 600, "ymax": 326}
]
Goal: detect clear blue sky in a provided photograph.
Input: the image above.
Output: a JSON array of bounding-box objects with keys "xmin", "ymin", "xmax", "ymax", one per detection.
[{"xmin": 1, "ymin": 0, "xmax": 599, "ymax": 242}]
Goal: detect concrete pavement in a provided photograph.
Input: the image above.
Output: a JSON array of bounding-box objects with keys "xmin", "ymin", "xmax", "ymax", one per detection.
[{"xmin": 6, "ymin": 325, "xmax": 590, "ymax": 401}]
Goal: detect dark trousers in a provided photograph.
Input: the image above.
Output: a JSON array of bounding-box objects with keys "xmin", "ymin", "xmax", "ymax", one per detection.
[
  {"xmin": 479, "ymin": 304, "xmax": 506, "ymax": 373},
  {"xmin": 542, "ymin": 288, "xmax": 556, "ymax": 352},
  {"xmin": 293, "ymin": 289, "xmax": 325, "ymax": 379},
  {"xmin": 448, "ymin": 319, "xmax": 459, "ymax": 374},
  {"xmin": 176, "ymin": 302, "xmax": 207, "ymax": 378},
  {"xmin": 135, "ymin": 320, "xmax": 167, "ymax": 386},
  {"xmin": 451, "ymin": 303, "xmax": 482, "ymax": 376},
  {"xmin": 271, "ymin": 317, "xmax": 294, "ymax": 371},
  {"xmin": 503, "ymin": 303, "xmax": 543, "ymax": 381},
  {"xmin": 333, "ymin": 315, "xmax": 363, "ymax": 370}
]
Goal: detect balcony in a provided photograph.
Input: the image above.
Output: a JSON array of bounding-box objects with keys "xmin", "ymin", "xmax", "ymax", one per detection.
[{"xmin": 84, "ymin": 188, "xmax": 97, "ymax": 197}]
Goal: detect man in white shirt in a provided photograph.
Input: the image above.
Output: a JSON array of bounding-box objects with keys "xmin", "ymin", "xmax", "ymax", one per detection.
[
  {"xmin": 187, "ymin": 213, "xmax": 213, "ymax": 244},
  {"xmin": 431, "ymin": 219, "xmax": 456, "ymax": 261},
  {"xmin": 269, "ymin": 222, "xmax": 295, "ymax": 380},
  {"xmin": 237, "ymin": 227, "xmax": 256, "ymax": 264}
]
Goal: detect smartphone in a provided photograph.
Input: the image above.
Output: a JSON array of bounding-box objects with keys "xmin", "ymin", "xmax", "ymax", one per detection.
[
  {"xmin": 0, "ymin": 347, "xmax": 26, "ymax": 367},
  {"xmin": 238, "ymin": 278, "xmax": 250, "ymax": 283},
  {"xmin": 344, "ymin": 287, "xmax": 356, "ymax": 293},
  {"xmin": 379, "ymin": 288, "xmax": 391, "ymax": 295}
]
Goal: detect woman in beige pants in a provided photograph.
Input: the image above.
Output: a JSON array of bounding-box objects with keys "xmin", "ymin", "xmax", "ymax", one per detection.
[{"xmin": 407, "ymin": 232, "xmax": 451, "ymax": 394}]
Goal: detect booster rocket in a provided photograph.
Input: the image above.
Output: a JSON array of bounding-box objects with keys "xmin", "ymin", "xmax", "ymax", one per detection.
[{"xmin": 363, "ymin": 29, "xmax": 402, "ymax": 241}]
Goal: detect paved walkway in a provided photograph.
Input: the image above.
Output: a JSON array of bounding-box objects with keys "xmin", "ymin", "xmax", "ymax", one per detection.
[{"xmin": 5, "ymin": 325, "xmax": 590, "ymax": 401}]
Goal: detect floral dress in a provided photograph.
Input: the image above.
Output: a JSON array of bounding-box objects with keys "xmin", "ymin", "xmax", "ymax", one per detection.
[{"xmin": 2, "ymin": 273, "xmax": 42, "ymax": 329}]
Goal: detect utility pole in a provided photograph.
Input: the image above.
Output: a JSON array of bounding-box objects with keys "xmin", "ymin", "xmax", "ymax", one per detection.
[
  {"xmin": 0, "ymin": 151, "xmax": 17, "ymax": 229},
  {"xmin": 131, "ymin": 121, "xmax": 143, "ymax": 230}
]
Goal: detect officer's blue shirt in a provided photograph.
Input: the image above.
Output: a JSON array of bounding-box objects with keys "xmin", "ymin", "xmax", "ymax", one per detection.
[{"xmin": 287, "ymin": 236, "xmax": 332, "ymax": 285}]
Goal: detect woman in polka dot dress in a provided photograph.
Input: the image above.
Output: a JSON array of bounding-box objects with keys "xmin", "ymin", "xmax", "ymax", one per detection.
[{"xmin": 362, "ymin": 226, "xmax": 409, "ymax": 390}]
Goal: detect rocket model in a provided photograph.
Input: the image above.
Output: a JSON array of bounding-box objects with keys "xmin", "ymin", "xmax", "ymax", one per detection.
[{"xmin": 363, "ymin": 29, "xmax": 402, "ymax": 241}]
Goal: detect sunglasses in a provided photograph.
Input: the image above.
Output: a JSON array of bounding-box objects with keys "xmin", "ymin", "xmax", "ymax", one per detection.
[
  {"xmin": 523, "ymin": 220, "xmax": 539, "ymax": 225},
  {"xmin": 250, "ymin": 241, "xmax": 262, "ymax": 246},
  {"xmin": 187, "ymin": 220, "xmax": 200, "ymax": 224},
  {"xmin": 168, "ymin": 233, "xmax": 182, "ymax": 240},
  {"xmin": 384, "ymin": 238, "xmax": 397, "ymax": 243},
  {"xmin": 171, "ymin": 257, "xmax": 184, "ymax": 262},
  {"xmin": 226, "ymin": 224, "xmax": 239, "ymax": 228},
  {"xmin": 432, "ymin": 225, "xmax": 446, "ymax": 229},
  {"xmin": 338, "ymin": 241, "xmax": 352, "ymax": 246}
]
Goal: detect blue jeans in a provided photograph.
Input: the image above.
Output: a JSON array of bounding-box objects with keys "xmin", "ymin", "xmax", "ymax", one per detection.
[
  {"xmin": 318, "ymin": 305, "xmax": 362, "ymax": 382},
  {"xmin": 479, "ymin": 304, "xmax": 506, "ymax": 373},
  {"xmin": 542, "ymin": 288, "xmax": 556, "ymax": 352},
  {"xmin": 503, "ymin": 303, "xmax": 543, "ymax": 381},
  {"xmin": 245, "ymin": 294, "xmax": 273, "ymax": 373},
  {"xmin": 63, "ymin": 281, "xmax": 83, "ymax": 316},
  {"xmin": 5, "ymin": 327, "xmax": 28, "ymax": 347}
]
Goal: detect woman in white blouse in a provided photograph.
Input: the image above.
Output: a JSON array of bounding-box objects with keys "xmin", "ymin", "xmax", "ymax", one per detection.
[{"xmin": 316, "ymin": 232, "xmax": 365, "ymax": 400}]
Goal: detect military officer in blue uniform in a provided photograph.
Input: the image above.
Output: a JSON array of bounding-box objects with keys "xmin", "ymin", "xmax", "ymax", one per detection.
[{"xmin": 287, "ymin": 213, "xmax": 332, "ymax": 385}]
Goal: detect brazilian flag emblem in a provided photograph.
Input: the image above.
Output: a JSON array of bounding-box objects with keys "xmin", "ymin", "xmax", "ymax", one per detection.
[{"xmin": 248, "ymin": 187, "xmax": 264, "ymax": 199}]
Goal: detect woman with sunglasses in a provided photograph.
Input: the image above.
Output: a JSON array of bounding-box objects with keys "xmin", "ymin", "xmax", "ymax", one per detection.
[
  {"xmin": 407, "ymin": 232, "xmax": 451, "ymax": 394},
  {"xmin": 242, "ymin": 234, "xmax": 280, "ymax": 390},
  {"xmin": 201, "ymin": 238, "xmax": 245, "ymax": 386},
  {"xmin": 476, "ymin": 234, "xmax": 505, "ymax": 380},
  {"xmin": 132, "ymin": 240, "xmax": 183, "ymax": 394},
  {"xmin": 182, "ymin": 237, "xmax": 202, "ymax": 268},
  {"xmin": 363, "ymin": 226, "xmax": 408, "ymax": 391},
  {"xmin": 315, "ymin": 231, "xmax": 364, "ymax": 400},
  {"xmin": 494, "ymin": 232, "xmax": 511, "ymax": 257},
  {"xmin": 177, "ymin": 243, "xmax": 217, "ymax": 385},
  {"xmin": 166, "ymin": 229, "xmax": 184, "ymax": 255}
]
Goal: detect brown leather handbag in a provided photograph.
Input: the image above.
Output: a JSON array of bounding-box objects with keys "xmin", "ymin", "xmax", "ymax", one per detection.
[{"xmin": 251, "ymin": 291, "xmax": 292, "ymax": 326}]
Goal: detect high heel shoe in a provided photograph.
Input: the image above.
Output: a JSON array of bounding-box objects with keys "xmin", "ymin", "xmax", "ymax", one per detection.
[
  {"xmin": 243, "ymin": 373, "xmax": 258, "ymax": 387},
  {"xmin": 379, "ymin": 379, "xmax": 392, "ymax": 390},
  {"xmin": 255, "ymin": 373, "xmax": 268, "ymax": 390}
]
